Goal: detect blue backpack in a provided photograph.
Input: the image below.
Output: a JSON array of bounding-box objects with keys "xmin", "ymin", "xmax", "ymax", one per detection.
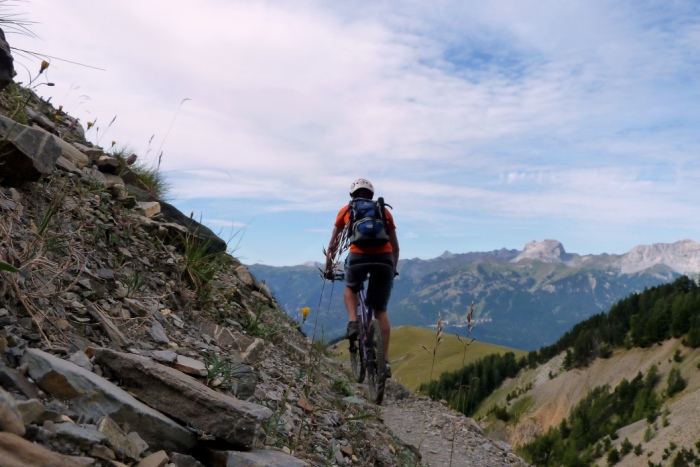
[{"xmin": 348, "ymin": 197, "xmax": 392, "ymax": 247}]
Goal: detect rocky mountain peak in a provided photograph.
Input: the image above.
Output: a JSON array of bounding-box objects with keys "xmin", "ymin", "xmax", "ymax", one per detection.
[
  {"xmin": 620, "ymin": 239, "xmax": 700, "ymax": 275},
  {"xmin": 513, "ymin": 239, "xmax": 568, "ymax": 263}
]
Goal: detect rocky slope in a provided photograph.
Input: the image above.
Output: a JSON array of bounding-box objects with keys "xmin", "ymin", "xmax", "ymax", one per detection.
[
  {"xmin": 477, "ymin": 341, "xmax": 700, "ymax": 466},
  {"xmin": 0, "ymin": 69, "xmax": 528, "ymax": 465}
]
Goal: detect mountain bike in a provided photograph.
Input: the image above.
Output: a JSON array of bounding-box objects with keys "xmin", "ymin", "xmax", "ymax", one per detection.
[{"xmin": 334, "ymin": 272, "xmax": 387, "ymax": 404}]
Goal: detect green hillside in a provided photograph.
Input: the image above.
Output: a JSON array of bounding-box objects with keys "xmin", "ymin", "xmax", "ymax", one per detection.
[{"xmin": 332, "ymin": 325, "xmax": 526, "ymax": 390}]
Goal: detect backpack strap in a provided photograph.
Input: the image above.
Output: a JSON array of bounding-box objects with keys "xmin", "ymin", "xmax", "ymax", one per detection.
[{"xmin": 377, "ymin": 197, "xmax": 392, "ymax": 223}]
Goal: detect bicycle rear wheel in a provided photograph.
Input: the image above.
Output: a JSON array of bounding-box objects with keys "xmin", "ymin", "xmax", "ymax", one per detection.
[
  {"xmin": 349, "ymin": 337, "xmax": 365, "ymax": 383},
  {"xmin": 367, "ymin": 319, "xmax": 386, "ymax": 404}
]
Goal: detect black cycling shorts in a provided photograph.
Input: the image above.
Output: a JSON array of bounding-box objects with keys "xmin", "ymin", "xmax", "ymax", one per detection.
[{"xmin": 344, "ymin": 252, "xmax": 395, "ymax": 312}]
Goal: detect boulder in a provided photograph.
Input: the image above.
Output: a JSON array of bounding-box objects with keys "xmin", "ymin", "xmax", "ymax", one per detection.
[
  {"xmin": 22, "ymin": 348, "xmax": 195, "ymax": 453},
  {"xmin": 94, "ymin": 348, "xmax": 272, "ymax": 450},
  {"xmin": 0, "ymin": 115, "xmax": 61, "ymax": 186}
]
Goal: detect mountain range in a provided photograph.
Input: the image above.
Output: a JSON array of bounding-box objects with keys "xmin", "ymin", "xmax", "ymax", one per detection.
[{"xmin": 248, "ymin": 239, "xmax": 700, "ymax": 349}]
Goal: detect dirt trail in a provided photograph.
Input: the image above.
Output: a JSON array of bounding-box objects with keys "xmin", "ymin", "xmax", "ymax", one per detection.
[{"xmin": 371, "ymin": 380, "xmax": 528, "ymax": 466}]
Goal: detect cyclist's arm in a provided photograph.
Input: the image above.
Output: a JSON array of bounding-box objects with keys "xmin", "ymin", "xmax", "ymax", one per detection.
[{"xmin": 389, "ymin": 230, "xmax": 400, "ymax": 271}]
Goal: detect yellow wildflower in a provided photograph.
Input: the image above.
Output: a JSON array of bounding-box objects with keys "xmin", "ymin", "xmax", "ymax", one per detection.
[
  {"xmin": 39, "ymin": 60, "xmax": 50, "ymax": 73},
  {"xmin": 54, "ymin": 115, "xmax": 61, "ymax": 120},
  {"xmin": 111, "ymin": 141, "xmax": 116, "ymax": 147},
  {"xmin": 87, "ymin": 121, "xmax": 94, "ymax": 129},
  {"xmin": 300, "ymin": 307, "xmax": 310, "ymax": 323}
]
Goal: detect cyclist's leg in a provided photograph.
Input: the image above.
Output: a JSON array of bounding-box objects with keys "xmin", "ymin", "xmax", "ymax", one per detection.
[
  {"xmin": 365, "ymin": 253, "xmax": 395, "ymax": 359},
  {"xmin": 344, "ymin": 286, "xmax": 359, "ymax": 322},
  {"xmin": 345, "ymin": 254, "xmax": 370, "ymax": 339},
  {"xmin": 374, "ymin": 309, "xmax": 390, "ymax": 357}
]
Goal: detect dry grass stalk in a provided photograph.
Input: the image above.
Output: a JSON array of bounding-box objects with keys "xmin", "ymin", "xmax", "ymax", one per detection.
[
  {"xmin": 420, "ymin": 311, "xmax": 444, "ymax": 385},
  {"xmin": 416, "ymin": 312, "xmax": 444, "ymax": 458},
  {"xmin": 450, "ymin": 301, "xmax": 477, "ymax": 466},
  {"xmin": 318, "ymin": 225, "xmax": 348, "ymax": 279}
]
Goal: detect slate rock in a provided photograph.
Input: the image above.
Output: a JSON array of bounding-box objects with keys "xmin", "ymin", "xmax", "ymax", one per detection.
[
  {"xmin": 0, "ymin": 431, "xmax": 81, "ymax": 467},
  {"xmin": 53, "ymin": 421, "xmax": 108, "ymax": 448},
  {"xmin": 50, "ymin": 132, "xmax": 90, "ymax": 168},
  {"xmin": 15, "ymin": 398, "xmax": 44, "ymax": 425},
  {"xmin": 203, "ymin": 448, "xmax": 309, "ymax": 466},
  {"xmin": 135, "ymin": 450, "xmax": 169, "ymax": 467},
  {"xmin": 147, "ymin": 321, "xmax": 170, "ymax": 344},
  {"xmin": 170, "ymin": 452, "xmax": 206, "ymax": 467},
  {"xmin": 22, "ymin": 348, "xmax": 195, "ymax": 453},
  {"xmin": 94, "ymin": 348, "xmax": 272, "ymax": 450},
  {"xmin": 0, "ymin": 115, "xmax": 61, "ymax": 186},
  {"xmin": 0, "ymin": 361, "xmax": 39, "ymax": 399},
  {"xmin": 72, "ymin": 142, "xmax": 104, "ymax": 160},
  {"xmin": 68, "ymin": 349, "xmax": 93, "ymax": 371},
  {"xmin": 97, "ymin": 416, "xmax": 144, "ymax": 461}
]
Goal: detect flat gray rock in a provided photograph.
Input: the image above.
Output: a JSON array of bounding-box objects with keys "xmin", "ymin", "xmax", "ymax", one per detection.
[
  {"xmin": 94, "ymin": 348, "xmax": 272, "ymax": 450},
  {"xmin": 22, "ymin": 348, "xmax": 195, "ymax": 453}
]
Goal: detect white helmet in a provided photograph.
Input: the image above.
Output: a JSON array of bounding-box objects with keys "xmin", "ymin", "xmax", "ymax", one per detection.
[{"xmin": 349, "ymin": 178, "xmax": 374, "ymax": 196}]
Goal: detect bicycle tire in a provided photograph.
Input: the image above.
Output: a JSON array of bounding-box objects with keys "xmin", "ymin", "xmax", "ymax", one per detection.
[
  {"xmin": 367, "ymin": 319, "xmax": 386, "ymax": 404},
  {"xmin": 350, "ymin": 337, "xmax": 366, "ymax": 383}
]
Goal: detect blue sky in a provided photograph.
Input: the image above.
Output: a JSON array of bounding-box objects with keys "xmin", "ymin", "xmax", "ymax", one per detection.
[{"xmin": 7, "ymin": 0, "xmax": 700, "ymax": 266}]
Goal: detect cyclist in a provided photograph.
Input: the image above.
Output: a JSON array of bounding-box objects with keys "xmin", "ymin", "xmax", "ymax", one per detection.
[{"xmin": 324, "ymin": 178, "xmax": 399, "ymax": 376}]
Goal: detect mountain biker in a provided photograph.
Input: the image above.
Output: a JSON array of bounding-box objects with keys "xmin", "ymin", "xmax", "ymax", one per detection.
[{"xmin": 324, "ymin": 178, "xmax": 400, "ymax": 376}]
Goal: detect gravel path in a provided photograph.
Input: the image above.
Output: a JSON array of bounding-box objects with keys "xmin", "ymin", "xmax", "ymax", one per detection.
[{"xmin": 377, "ymin": 381, "xmax": 529, "ymax": 467}]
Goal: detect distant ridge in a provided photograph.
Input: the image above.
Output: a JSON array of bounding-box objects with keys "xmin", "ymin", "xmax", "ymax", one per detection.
[
  {"xmin": 289, "ymin": 239, "xmax": 700, "ymax": 276},
  {"xmin": 250, "ymin": 239, "xmax": 700, "ymax": 349}
]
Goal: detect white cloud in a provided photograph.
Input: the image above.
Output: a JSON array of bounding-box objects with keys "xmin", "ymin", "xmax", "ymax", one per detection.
[{"xmin": 7, "ymin": 0, "xmax": 700, "ymax": 264}]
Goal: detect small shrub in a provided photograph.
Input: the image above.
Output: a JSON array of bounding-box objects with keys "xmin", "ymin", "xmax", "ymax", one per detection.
[
  {"xmin": 489, "ymin": 404, "xmax": 510, "ymax": 422},
  {"xmin": 666, "ymin": 367, "xmax": 687, "ymax": 397},
  {"xmin": 634, "ymin": 443, "xmax": 643, "ymax": 456},
  {"xmin": 201, "ymin": 352, "xmax": 245, "ymax": 389},
  {"xmin": 607, "ymin": 447, "xmax": 620, "ymax": 465},
  {"xmin": 620, "ymin": 437, "xmax": 633, "ymax": 456},
  {"xmin": 181, "ymin": 226, "xmax": 221, "ymax": 293},
  {"xmin": 673, "ymin": 349, "xmax": 683, "ymax": 362},
  {"xmin": 644, "ymin": 425, "xmax": 655, "ymax": 442},
  {"xmin": 599, "ymin": 344, "xmax": 613, "ymax": 359},
  {"xmin": 331, "ymin": 376, "xmax": 352, "ymax": 397}
]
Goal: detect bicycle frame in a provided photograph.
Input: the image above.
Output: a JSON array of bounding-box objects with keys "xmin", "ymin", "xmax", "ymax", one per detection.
[
  {"xmin": 333, "ymin": 270, "xmax": 387, "ymax": 404},
  {"xmin": 356, "ymin": 287, "xmax": 373, "ymax": 362}
]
